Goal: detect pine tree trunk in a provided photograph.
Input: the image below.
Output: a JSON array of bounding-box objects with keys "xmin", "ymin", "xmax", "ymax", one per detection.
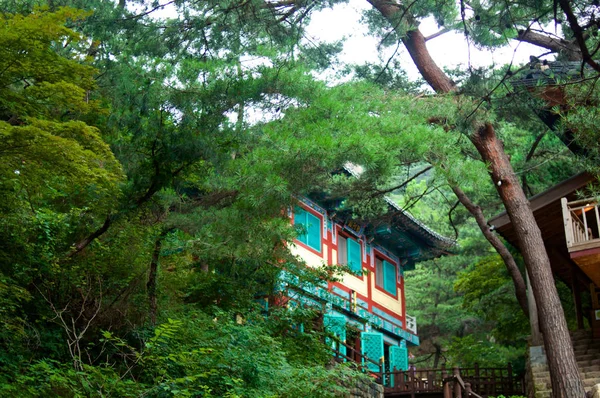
[
  {"xmin": 147, "ymin": 236, "xmax": 163, "ymax": 326},
  {"xmin": 365, "ymin": 2, "xmax": 585, "ymax": 395},
  {"xmin": 366, "ymin": 0, "xmax": 456, "ymax": 93},
  {"xmin": 471, "ymin": 123, "xmax": 585, "ymax": 398}
]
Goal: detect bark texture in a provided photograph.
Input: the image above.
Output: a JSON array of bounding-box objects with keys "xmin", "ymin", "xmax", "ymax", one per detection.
[
  {"xmin": 516, "ymin": 30, "xmax": 582, "ymax": 61},
  {"xmin": 148, "ymin": 235, "xmax": 164, "ymax": 326},
  {"xmin": 471, "ymin": 123, "xmax": 585, "ymax": 398},
  {"xmin": 365, "ymin": 1, "xmax": 585, "ymax": 395},
  {"xmin": 450, "ymin": 185, "xmax": 529, "ymax": 317},
  {"xmin": 366, "ymin": 0, "xmax": 456, "ymax": 93}
]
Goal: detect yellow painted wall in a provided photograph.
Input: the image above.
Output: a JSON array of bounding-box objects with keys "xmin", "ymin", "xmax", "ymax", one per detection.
[
  {"xmin": 292, "ymin": 235, "xmax": 403, "ymax": 319},
  {"xmin": 290, "ymin": 243, "xmax": 327, "ymax": 268},
  {"xmin": 371, "ymin": 276, "xmax": 403, "ymax": 317},
  {"xmin": 333, "ymin": 247, "xmax": 369, "ymax": 296}
]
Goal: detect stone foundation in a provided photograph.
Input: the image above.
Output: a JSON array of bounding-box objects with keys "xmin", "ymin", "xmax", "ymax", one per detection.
[{"xmin": 345, "ymin": 379, "xmax": 384, "ymax": 398}]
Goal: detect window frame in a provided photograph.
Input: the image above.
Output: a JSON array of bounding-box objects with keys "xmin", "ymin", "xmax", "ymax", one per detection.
[
  {"xmin": 294, "ymin": 206, "xmax": 322, "ymax": 253},
  {"xmin": 337, "ymin": 230, "xmax": 363, "ymax": 276},
  {"xmin": 375, "ymin": 255, "xmax": 398, "ymax": 296}
]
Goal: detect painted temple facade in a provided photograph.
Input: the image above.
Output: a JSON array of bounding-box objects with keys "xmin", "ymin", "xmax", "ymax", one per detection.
[{"xmin": 283, "ymin": 187, "xmax": 455, "ymax": 372}]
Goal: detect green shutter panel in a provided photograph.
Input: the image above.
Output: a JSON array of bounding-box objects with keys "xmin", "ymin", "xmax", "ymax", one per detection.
[
  {"xmin": 294, "ymin": 207, "xmax": 308, "ymax": 245},
  {"xmin": 306, "ymin": 212, "xmax": 321, "ymax": 251},
  {"xmin": 347, "ymin": 238, "xmax": 362, "ymax": 273},
  {"xmin": 324, "ymin": 314, "xmax": 346, "ymax": 358},
  {"xmin": 389, "ymin": 343, "xmax": 408, "ymax": 387},
  {"xmin": 361, "ymin": 332, "xmax": 383, "ymax": 372},
  {"xmin": 383, "ymin": 260, "xmax": 396, "ymax": 294}
]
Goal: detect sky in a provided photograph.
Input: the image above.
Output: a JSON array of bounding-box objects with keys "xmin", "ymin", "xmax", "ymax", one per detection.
[
  {"xmin": 151, "ymin": 0, "xmax": 550, "ymax": 83},
  {"xmin": 305, "ymin": 0, "xmax": 546, "ymax": 81}
]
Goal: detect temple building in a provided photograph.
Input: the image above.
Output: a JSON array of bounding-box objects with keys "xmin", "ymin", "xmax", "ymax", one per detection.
[{"xmin": 281, "ymin": 171, "xmax": 455, "ymax": 373}]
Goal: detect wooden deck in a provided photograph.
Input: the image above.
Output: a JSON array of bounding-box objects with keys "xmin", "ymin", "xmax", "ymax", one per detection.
[
  {"xmin": 382, "ymin": 365, "xmax": 523, "ymax": 398},
  {"xmin": 333, "ymin": 345, "xmax": 523, "ymax": 398},
  {"xmin": 562, "ymin": 197, "xmax": 600, "ymax": 287}
]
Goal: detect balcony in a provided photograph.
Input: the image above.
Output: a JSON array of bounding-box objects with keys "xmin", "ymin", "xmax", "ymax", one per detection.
[
  {"xmin": 561, "ymin": 197, "xmax": 600, "ymax": 286},
  {"xmin": 281, "ymin": 272, "xmax": 419, "ymax": 344}
]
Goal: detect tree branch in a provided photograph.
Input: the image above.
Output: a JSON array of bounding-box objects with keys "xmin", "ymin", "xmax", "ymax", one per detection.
[
  {"xmin": 516, "ymin": 29, "xmax": 582, "ymax": 61},
  {"xmin": 450, "ymin": 185, "xmax": 529, "ymax": 317},
  {"xmin": 558, "ymin": 0, "xmax": 600, "ymax": 72},
  {"xmin": 424, "ymin": 27, "xmax": 451, "ymax": 42},
  {"xmin": 371, "ymin": 165, "xmax": 433, "ymax": 198}
]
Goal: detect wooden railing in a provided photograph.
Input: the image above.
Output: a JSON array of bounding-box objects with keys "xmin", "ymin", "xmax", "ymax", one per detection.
[
  {"xmin": 286, "ymin": 281, "xmax": 418, "ymax": 342},
  {"xmin": 330, "ymin": 339, "xmax": 522, "ymax": 397},
  {"xmin": 381, "ymin": 364, "xmax": 523, "ymax": 397},
  {"xmin": 405, "ymin": 314, "xmax": 417, "ymax": 335},
  {"xmin": 562, "ymin": 197, "xmax": 600, "ymax": 248}
]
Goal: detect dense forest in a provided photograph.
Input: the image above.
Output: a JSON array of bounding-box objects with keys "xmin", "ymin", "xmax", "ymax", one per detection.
[{"xmin": 1, "ymin": 0, "xmax": 600, "ymax": 396}]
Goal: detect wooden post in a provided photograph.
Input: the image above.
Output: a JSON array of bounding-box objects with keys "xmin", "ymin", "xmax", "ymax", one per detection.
[
  {"xmin": 453, "ymin": 367, "xmax": 461, "ymax": 398},
  {"xmin": 474, "ymin": 362, "xmax": 479, "ymax": 393},
  {"xmin": 507, "ymin": 362, "xmax": 514, "ymax": 395},
  {"xmin": 592, "ymin": 284, "xmax": 600, "ymax": 339},
  {"xmin": 410, "ymin": 366, "xmax": 416, "ymax": 398},
  {"xmin": 443, "ymin": 367, "xmax": 451, "ymax": 398},
  {"xmin": 465, "ymin": 382, "xmax": 472, "ymax": 398},
  {"xmin": 562, "ymin": 197, "xmax": 574, "ymax": 247},
  {"xmin": 379, "ymin": 358, "xmax": 385, "ymax": 387}
]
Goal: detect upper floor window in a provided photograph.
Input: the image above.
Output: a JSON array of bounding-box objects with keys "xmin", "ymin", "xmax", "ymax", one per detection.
[
  {"xmin": 294, "ymin": 207, "xmax": 321, "ymax": 252},
  {"xmin": 375, "ymin": 258, "xmax": 397, "ymax": 295},
  {"xmin": 337, "ymin": 234, "xmax": 362, "ymax": 274}
]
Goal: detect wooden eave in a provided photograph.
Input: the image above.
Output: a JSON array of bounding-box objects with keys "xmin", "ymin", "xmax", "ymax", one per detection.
[{"xmin": 489, "ymin": 172, "xmax": 595, "ymax": 288}]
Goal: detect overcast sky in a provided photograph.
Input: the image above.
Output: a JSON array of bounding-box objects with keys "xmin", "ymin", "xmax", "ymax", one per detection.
[{"xmin": 305, "ymin": 0, "xmax": 546, "ymax": 81}]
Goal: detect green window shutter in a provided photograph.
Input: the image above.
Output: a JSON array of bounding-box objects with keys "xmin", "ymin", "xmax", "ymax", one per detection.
[
  {"xmin": 347, "ymin": 238, "xmax": 361, "ymax": 274},
  {"xmin": 324, "ymin": 314, "xmax": 347, "ymax": 358},
  {"xmin": 389, "ymin": 343, "xmax": 408, "ymax": 387},
  {"xmin": 383, "ymin": 260, "xmax": 396, "ymax": 294},
  {"xmin": 361, "ymin": 332, "xmax": 383, "ymax": 372},
  {"xmin": 294, "ymin": 207, "xmax": 308, "ymax": 245},
  {"xmin": 294, "ymin": 207, "xmax": 321, "ymax": 251},
  {"xmin": 306, "ymin": 212, "xmax": 321, "ymax": 251}
]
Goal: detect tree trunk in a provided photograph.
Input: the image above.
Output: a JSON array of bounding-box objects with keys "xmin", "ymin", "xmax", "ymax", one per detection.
[
  {"xmin": 365, "ymin": 1, "xmax": 585, "ymax": 395},
  {"xmin": 526, "ymin": 270, "xmax": 543, "ymax": 346},
  {"xmin": 366, "ymin": 0, "xmax": 456, "ymax": 93},
  {"xmin": 471, "ymin": 123, "xmax": 585, "ymax": 398},
  {"xmin": 450, "ymin": 185, "xmax": 529, "ymax": 317},
  {"xmin": 147, "ymin": 236, "xmax": 163, "ymax": 326},
  {"xmin": 433, "ymin": 343, "xmax": 442, "ymax": 368},
  {"xmin": 401, "ymin": 30, "xmax": 457, "ymax": 94}
]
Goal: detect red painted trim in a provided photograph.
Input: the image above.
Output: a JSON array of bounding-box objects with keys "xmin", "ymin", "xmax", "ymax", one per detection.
[
  {"xmin": 330, "ymin": 279, "xmax": 403, "ymax": 322},
  {"xmin": 290, "ymin": 203, "xmax": 409, "ymax": 334},
  {"xmin": 367, "ymin": 271, "xmax": 373, "ymax": 312},
  {"xmin": 570, "ymin": 246, "xmax": 600, "ymax": 259},
  {"xmin": 334, "ymin": 224, "xmax": 365, "ymax": 281},
  {"xmin": 400, "ymin": 274, "xmax": 406, "ymax": 330},
  {"xmin": 373, "ymin": 249, "xmax": 399, "ymax": 299},
  {"xmin": 330, "ymin": 282, "xmax": 369, "ymax": 303}
]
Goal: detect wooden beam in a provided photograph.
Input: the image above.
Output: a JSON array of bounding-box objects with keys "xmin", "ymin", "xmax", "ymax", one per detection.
[{"xmin": 490, "ymin": 172, "xmax": 594, "ymax": 229}]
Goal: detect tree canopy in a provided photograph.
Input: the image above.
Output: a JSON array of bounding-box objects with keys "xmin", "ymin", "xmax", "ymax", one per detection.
[{"xmin": 1, "ymin": 0, "xmax": 599, "ymax": 396}]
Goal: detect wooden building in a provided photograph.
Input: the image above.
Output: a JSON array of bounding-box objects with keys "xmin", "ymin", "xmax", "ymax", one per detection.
[
  {"xmin": 489, "ymin": 172, "xmax": 600, "ymax": 338},
  {"xmin": 284, "ymin": 184, "xmax": 455, "ymax": 372}
]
